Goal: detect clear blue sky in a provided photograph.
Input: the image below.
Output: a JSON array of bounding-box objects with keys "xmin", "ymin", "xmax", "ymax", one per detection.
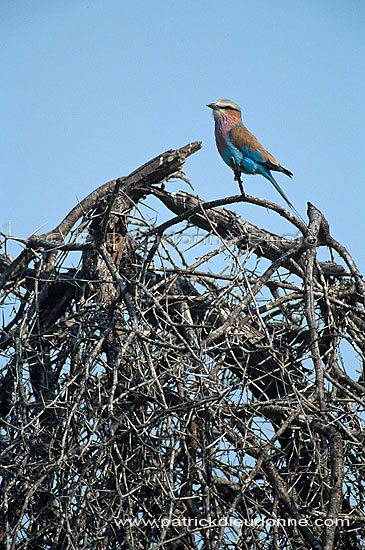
[{"xmin": 1, "ymin": 0, "xmax": 364, "ymax": 271}]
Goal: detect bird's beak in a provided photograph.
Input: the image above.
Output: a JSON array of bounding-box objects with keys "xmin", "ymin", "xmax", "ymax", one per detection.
[{"xmin": 206, "ymin": 103, "xmax": 217, "ymax": 110}]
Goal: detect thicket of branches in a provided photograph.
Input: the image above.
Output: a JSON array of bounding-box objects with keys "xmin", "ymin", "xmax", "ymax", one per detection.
[{"xmin": 0, "ymin": 142, "xmax": 364, "ymax": 550}]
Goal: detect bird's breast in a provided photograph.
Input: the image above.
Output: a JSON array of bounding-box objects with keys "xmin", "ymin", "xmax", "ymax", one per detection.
[{"xmin": 215, "ymin": 125, "xmax": 242, "ymax": 168}]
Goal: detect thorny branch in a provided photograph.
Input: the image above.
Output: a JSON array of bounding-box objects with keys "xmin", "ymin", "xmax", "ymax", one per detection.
[{"xmin": 0, "ymin": 142, "xmax": 364, "ymax": 550}]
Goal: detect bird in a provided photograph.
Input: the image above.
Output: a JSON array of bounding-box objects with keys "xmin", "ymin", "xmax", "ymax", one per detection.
[{"xmin": 207, "ymin": 98, "xmax": 296, "ymax": 211}]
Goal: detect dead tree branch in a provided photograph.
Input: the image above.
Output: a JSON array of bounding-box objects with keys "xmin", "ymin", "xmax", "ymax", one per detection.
[{"xmin": 0, "ymin": 142, "xmax": 364, "ymax": 550}]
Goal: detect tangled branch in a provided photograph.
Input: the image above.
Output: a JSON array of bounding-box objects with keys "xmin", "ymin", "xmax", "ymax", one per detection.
[{"xmin": 0, "ymin": 142, "xmax": 364, "ymax": 550}]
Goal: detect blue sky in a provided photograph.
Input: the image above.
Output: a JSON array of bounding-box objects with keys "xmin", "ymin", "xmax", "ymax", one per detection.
[{"xmin": 1, "ymin": 0, "xmax": 364, "ymax": 271}]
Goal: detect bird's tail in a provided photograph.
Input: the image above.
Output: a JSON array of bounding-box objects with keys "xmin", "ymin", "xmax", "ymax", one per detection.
[{"xmin": 268, "ymin": 173, "xmax": 305, "ymax": 224}]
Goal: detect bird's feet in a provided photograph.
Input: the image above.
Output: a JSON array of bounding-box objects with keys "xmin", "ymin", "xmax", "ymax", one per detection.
[
  {"xmin": 231, "ymin": 157, "xmax": 245, "ymax": 195},
  {"xmin": 237, "ymin": 179, "xmax": 245, "ymax": 195}
]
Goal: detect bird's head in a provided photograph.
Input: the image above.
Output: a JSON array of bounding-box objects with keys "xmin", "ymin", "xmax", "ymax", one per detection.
[{"xmin": 207, "ymin": 99, "xmax": 242, "ymax": 123}]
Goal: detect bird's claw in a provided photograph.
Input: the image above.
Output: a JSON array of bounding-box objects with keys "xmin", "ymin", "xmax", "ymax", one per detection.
[{"xmin": 231, "ymin": 157, "xmax": 245, "ymax": 195}]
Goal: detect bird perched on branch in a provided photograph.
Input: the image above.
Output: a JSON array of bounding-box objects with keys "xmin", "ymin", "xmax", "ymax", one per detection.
[{"xmin": 207, "ymin": 99, "xmax": 295, "ymax": 210}]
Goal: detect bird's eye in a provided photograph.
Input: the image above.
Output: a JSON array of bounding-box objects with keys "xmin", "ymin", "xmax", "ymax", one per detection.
[{"xmin": 221, "ymin": 105, "xmax": 239, "ymax": 112}]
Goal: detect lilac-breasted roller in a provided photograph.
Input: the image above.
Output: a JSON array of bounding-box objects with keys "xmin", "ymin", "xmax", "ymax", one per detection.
[{"xmin": 207, "ymin": 99, "xmax": 295, "ymax": 209}]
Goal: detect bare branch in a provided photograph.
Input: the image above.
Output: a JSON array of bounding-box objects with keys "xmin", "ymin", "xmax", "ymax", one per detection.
[{"xmin": 0, "ymin": 144, "xmax": 364, "ymax": 549}]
